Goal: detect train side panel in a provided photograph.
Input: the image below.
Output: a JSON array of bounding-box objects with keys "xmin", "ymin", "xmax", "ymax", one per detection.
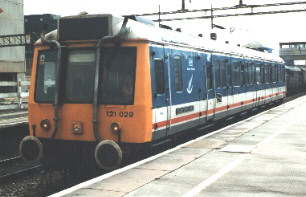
[{"xmin": 150, "ymin": 44, "xmax": 286, "ymax": 142}]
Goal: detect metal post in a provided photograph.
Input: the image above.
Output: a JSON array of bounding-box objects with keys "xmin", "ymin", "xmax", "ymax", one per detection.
[
  {"xmin": 158, "ymin": 5, "xmax": 161, "ymax": 27},
  {"xmin": 17, "ymin": 79, "xmax": 22, "ymax": 109},
  {"xmin": 211, "ymin": 4, "xmax": 213, "ymax": 29}
]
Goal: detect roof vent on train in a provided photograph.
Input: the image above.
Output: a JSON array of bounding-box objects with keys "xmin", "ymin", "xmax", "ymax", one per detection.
[
  {"xmin": 159, "ymin": 24, "xmax": 173, "ymax": 30},
  {"xmin": 124, "ymin": 15, "xmax": 155, "ymax": 26},
  {"xmin": 243, "ymin": 41, "xmax": 273, "ymax": 53},
  {"xmin": 210, "ymin": 33, "xmax": 217, "ymax": 40},
  {"xmin": 58, "ymin": 14, "xmax": 123, "ymax": 41}
]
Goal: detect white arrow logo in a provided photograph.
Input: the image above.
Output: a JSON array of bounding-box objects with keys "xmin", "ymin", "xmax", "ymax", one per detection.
[{"xmin": 187, "ymin": 74, "xmax": 193, "ymax": 94}]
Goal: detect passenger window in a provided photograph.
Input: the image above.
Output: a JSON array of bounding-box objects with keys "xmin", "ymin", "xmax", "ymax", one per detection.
[
  {"xmin": 221, "ymin": 60, "xmax": 227, "ymax": 87},
  {"xmin": 227, "ymin": 64, "xmax": 232, "ymax": 86},
  {"xmin": 215, "ymin": 60, "xmax": 221, "ymax": 88},
  {"xmin": 270, "ymin": 66, "xmax": 273, "ymax": 83},
  {"xmin": 154, "ymin": 59, "xmax": 165, "ymax": 94},
  {"xmin": 174, "ymin": 56, "xmax": 183, "ymax": 91},
  {"xmin": 261, "ymin": 65, "xmax": 265, "ymax": 84},
  {"xmin": 244, "ymin": 64, "xmax": 249, "ymax": 85},
  {"xmin": 206, "ymin": 63, "xmax": 212, "ymax": 90},
  {"xmin": 277, "ymin": 66, "xmax": 280, "ymax": 82},
  {"xmin": 252, "ymin": 64, "xmax": 256, "ymax": 84},
  {"xmin": 275, "ymin": 66, "xmax": 278, "ymax": 82},
  {"xmin": 281, "ymin": 66, "xmax": 285, "ymax": 82},
  {"xmin": 272, "ymin": 66, "xmax": 276, "ymax": 82},
  {"xmin": 278, "ymin": 67, "xmax": 280, "ymax": 82},
  {"xmin": 249, "ymin": 64, "xmax": 254, "ymax": 85},
  {"xmin": 256, "ymin": 65, "xmax": 261, "ymax": 84},
  {"xmin": 233, "ymin": 61, "xmax": 241, "ymax": 86},
  {"xmin": 241, "ymin": 64, "xmax": 245, "ymax": 85},
  {"xmin": 264, "ymin": 66, "xmax": 269, "ymax": 84},
  {"xmin": 255, "ymin": 65, "xmax": 261, "ymax": 84}
]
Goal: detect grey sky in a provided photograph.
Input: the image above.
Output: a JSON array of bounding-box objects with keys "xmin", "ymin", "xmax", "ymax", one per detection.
[{"xmin": 23, "ymin": 0, "xmax": 306, "ymax": 50}]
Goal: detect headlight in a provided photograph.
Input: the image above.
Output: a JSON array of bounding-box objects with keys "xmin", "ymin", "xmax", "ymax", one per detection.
[
  {"xmin": 40, "ymin": 119, "xmax": 50, "ymax": 131},
  {"xmin": 111, "ymin": 122, "xmax": 121, "ymax": 134}
]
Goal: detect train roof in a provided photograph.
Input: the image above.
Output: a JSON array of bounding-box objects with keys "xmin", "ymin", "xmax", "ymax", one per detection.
[{"xmin": 37, "ymin": 14, "xmax": 284, "ymax": 64}]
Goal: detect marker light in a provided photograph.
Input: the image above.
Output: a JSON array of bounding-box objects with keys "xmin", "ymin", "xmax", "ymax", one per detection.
[
  {"xmin": 40, "ymin": 119, "xmax": 50, "ymax": 131},
  {"xmin": 111, "ymin": 122, "xmax": 121, "ymax": 134}
]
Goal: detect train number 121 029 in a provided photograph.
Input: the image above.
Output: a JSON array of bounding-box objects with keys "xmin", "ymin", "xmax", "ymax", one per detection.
[{"xmin": 106, "ymin": 111, "xmax": 134, "ymax": 118}]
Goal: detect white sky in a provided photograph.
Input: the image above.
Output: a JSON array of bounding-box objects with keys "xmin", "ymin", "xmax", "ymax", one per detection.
[{"xmin": 23, "ymin": 0, "xmax": 306, "ymax": 51}]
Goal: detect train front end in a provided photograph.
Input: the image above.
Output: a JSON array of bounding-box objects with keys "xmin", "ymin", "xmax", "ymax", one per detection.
[{"xmin": 19, "ymin": 14, "xmax": 153, "ymax": 171}]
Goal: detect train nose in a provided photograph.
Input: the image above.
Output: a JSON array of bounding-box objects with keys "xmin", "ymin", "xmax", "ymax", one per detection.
[
  {"xmin": 19, "ymin": 136, "xmax": 43, "ymax": 163},
  {"xmin": 94, "ymin": 140, "xmax": 122, "ymax": 171}
]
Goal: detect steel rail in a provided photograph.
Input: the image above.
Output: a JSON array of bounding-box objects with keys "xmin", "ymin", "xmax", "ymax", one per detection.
[
  {"xmin": 0, "ymin": 163, "xmax": 42, "ymax": 182},
  {"xmin": 0, "ymin": 156, "xmax": 22, "ymax": 165}
]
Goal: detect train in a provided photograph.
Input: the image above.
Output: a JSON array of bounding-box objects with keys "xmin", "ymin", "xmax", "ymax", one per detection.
[
  {"xmin": 285, "ymin": 65, "xmax": 306, "ymax": 93},
  {"xmin": 19, "ymin": 14, "xmax": 287, "ymax": 171}
]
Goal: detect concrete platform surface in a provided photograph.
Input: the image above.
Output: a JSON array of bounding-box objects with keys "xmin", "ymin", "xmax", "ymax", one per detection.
[{"xmin": 50, "ymin": 96, "xmax": 306, "ymax": 197}]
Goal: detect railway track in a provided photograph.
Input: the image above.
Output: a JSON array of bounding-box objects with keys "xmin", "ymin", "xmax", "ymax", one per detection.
[
  {"xmin": 0, "ymin": 155, "xmax": 42, "ymax": 182},
  {"xmin": 0, "ymin": 156, "xmax": 22, "ymax": 165}
]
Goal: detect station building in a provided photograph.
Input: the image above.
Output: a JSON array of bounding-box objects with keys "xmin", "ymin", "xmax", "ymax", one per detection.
[
  {"xmin": 0, "ymin": 0, "xmax": 25, "ymax": 92},
  {"xmin": 279, "ymin": 42, "xmax": 306, "ymax": 67},
  {"xmin": 24, "ymin": 14, "xmax": 60, "ymax": 76}
]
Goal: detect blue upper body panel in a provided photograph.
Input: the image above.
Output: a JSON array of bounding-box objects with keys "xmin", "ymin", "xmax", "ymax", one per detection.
[{"xmin": 149, "ymin": 44, "xmax": 285, "ymax": 108}]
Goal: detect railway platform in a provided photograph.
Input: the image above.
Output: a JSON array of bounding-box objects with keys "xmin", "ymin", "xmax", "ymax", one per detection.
[
  {"xmin": 0, "ymin": 110, "xmax": 28, "ymax": 129},
  {"xmin": 51, "ymin": 95, "xmax": 306, "ymax": 197}
]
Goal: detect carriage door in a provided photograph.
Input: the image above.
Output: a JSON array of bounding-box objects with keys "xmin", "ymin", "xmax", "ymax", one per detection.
[
  {"xmin": 206, "ymin": 54, "xmax": 216, "ymax": 121},
  {"xmin": 249, "ymin": 62, "xmax": 256, "ymax": 109},
  {"xmin": 198, "ymin": 53, "xmax": 209, "ymax": 125},
  {"xmin": 232, "ymin": 59, "xmax": 243, "ymax": 114},
  {"xmin": 264, "ymin": 64, "xmax": 272, "ymax": 103},
  {"xmin": 244, "ymin": 61, "xmax": 252, "ymax": 110},
  {"xmin": 152, "ymin": 45, "xmax": 172, "ymax": 136},
  {"xmin": 255, "ymin": 63, "xmax": 264, "ymax": 106},
  {"xmin": 227, "ymin": 58, "xmax": 235, "ymax": 116},
  {"xmin": 212, "ymin": 55, "xmax": 227, "ymax": 120},
  {"xmin": 240, "ymin": 61, "xmax": 247, "ymax": 111},
  {"xmin": 220, "ymin": 58, "xmax": 229, "ymax": 118}
]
